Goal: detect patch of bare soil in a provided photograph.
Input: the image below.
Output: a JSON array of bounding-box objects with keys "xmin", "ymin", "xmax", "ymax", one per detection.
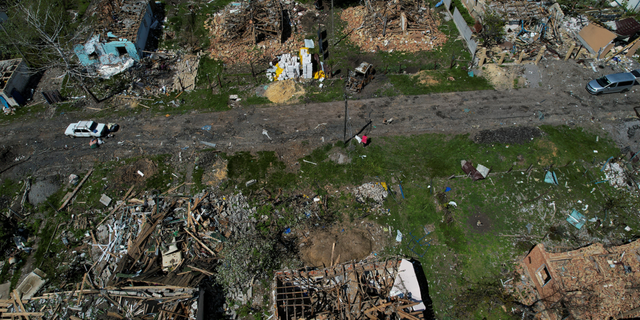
[
  {"xmin": 480, "ymin": 64, "xmax": 525, "ymax": 91},
  {"xmin": 417, "ymin": 71, "xmax": 440, "ymax": 85},
  {"xmin": 473, "ymin": 127, "xmax": 542, "ymax": 145},
  {"xmin": 264, "ymin": 80, "xmax": 306, "ymax": 103},
  {"xmin": 276, "ymin": 141, "xmax": 312, "ymax": 168},
  {"xmin": 466, "ymin": 210, "xmax": 493, "ymax": 234},
  {"xmin": 201, "ymin": 158, "xmax": 228, "ymax": 186},
  {"xmin": 299, "ymin": 223, "xmax": 386, "ymax": 267},
  {"xmin": 535, "ymin": 140, "xmax": 559, "ymax": 165},
  {"xmin": 112, "ymin": 158, "xmax": 158, "ymax": 187}
]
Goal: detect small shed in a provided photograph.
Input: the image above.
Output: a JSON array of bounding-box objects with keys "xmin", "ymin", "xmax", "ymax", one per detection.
[{"xmin": 0, "ymin": 58, "xmax": 29, "ymax": 108}]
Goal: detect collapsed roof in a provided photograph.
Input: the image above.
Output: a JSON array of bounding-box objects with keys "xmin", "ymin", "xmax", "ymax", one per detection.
[
  {"xmin": 92, "ymin": 0, "xmax": 153, "ymax": 43},
  {"xmin": 274, "ymin": 258, "xmax": 429, "ymax": 320}
]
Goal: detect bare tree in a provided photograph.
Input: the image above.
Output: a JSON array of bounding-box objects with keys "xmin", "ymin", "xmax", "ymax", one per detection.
[{"xmin": 13, "ymin": 0, "xmax": 90, "ymax": 78}]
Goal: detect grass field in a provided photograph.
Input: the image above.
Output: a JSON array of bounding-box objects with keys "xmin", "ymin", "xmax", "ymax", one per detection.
[{"xmin": 217, "ymin": 124, "xmax": 634, "ymax": 318}]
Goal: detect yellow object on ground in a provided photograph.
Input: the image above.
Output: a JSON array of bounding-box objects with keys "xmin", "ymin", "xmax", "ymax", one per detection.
[
  {"xmin": 264, "ymin": 79, "xmax": 306, "ymax": 103},
  {"xmin": 299, "ymin": 47, "xmax": 309, "ymax": 62},
  {"xmin": 381, "ymin": 182, "xmax": 388, "ymax": 191},
  {"xmin": 274, "ymin": 63, "xmax": 283, "ymax": 81},
  {"xmin": 314, "ymin": 70, "xmax": 325, "ymax": 79}
]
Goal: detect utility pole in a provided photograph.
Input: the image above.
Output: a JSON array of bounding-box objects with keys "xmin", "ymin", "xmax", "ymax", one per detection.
[{"xmin": 343, "ymin": 96, "xmax": 347, "ymax": 143}]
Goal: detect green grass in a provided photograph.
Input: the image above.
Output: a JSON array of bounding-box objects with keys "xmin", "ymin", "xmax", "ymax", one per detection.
[
  {"xmin": 303, "ymin": 79, "xmax": 346, "ymax": 103},
  {"xmin": 243, "ymin": 95, "xmax": 272, "ymax": 106},
  {"xmin": 387, "ymin": 68, "xmax": 492, "ymax": 95},
  {"xmin": 197, "ymin": 56, "xmax": 225, "ymax": 87},
  {"xmin": 0, "ymin": 103, "xmax": 48, "ymax": 124},
  {"xmin": 218, "ymin": 124, "xmax": 627, "ymax": 317}
]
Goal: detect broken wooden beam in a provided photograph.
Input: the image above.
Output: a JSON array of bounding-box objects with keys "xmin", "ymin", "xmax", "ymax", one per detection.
[{"xmin": 59, "ymin": 168, "xmax": 94, "ymax": 211}]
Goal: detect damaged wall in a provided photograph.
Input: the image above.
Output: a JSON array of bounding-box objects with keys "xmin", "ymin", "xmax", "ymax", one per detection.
[
  {"xmin": 74, "ymin": 0, "xmax": 155, "ymax": 68},
  {"xmin": 0, "ymin": 59, "xmax": 29, "ymax": 108}
]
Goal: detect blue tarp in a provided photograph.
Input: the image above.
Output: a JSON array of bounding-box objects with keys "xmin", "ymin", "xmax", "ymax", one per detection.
[
  {"xmin": 544, "ymin": 171, "xmax": 558, "ymax": 185},
  {"xmin": 567, "ymin": 209, "xmax": 586, "ymax": 229}
]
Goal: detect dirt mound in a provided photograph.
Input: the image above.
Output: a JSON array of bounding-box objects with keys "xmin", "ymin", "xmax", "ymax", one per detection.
[
  {"xmin": 480, "ymin": 64, "xmax": 525, "ymax": 90},
  {"xmin": 474, "ymin": 127, "xmax": 542, "ymax": 145},
  {"xmin": 113, "ymin": 158, "xmax": 158, "ymax": 187},
  {"xmin": 300, "ymin": 227, "xmax": 374, "ymax": 267},
  {"xmin": 264, "ymin": 80, "xmax": 305, "ymax": 103},
  {"xmin": 417, "ymin": 71, "xmax": 440, "ymax": 85}
]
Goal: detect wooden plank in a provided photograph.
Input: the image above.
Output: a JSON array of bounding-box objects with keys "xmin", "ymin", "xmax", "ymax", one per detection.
[
  {"xmin": 188, "ymin": 265, "xmax": 214, "ymax": 276},
  {"xmin": 106, "ymin": 312, "xmax": 124, "ymax": 319},
  {"xmin": 627, "ymin": 40, "xmax": 640, "ymax": 57},
  {"xmin": 606, "ymin": 37, "xmax": 640, "ymax": 62},
  {"xmin": 397, "ymin": 310, "xmax": 420, "ymax": 320},
  {"xmin": 59, "ymin": 169, "xmax": 93, "ymax": 211},
  {"xmin": 184, "ymin": 229, "xmax": 215, "ymax": 255},
  {"xmin": 564, "ymin": 43, "xmax": 575, "ymax": 61},
  {"xmin": 12, "ymin": 291, "xmax": 25, "ymax": 318}
]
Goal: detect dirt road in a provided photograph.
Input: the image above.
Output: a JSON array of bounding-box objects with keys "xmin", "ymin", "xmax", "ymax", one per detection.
[{"xmin": 2, "ymin": 60, "xmax": 640, "ymax": 180}]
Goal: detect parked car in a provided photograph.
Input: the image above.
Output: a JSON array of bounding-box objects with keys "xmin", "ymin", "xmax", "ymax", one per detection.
[
  {"xmin": 65, "ymin": 121, "xmax": 108, "ymax": 138},
  {"xmin": 586, "ymin": 72, "xmax": 636, "ymax": 95}
]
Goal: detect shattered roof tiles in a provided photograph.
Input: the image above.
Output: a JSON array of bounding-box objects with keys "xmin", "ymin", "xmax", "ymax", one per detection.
[{"xmin": 615, "ymin": 17, "xmax": 640, "ymax": 37}]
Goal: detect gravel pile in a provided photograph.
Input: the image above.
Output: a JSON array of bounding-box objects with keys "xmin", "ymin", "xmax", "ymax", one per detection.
[{"xmin": 474, "ymin": 126, "xmax": 543, "ymax": 145}]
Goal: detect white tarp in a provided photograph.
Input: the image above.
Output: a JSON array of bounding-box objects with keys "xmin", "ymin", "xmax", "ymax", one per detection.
[
  {"xmin": 389, "ymin": 259, "xmax": 426, "ymax": 311},
  {"xmin": 97, "ymin": 58, "xmax": 135, "ymax": 79}
]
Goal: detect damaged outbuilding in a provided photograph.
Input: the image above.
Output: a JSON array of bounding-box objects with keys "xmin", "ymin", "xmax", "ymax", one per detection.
[
  {"xmin": 513, "ymin": 240, "xmax": 640, "ymax": 319},
  {"xmin": 273, "ymin": 258, "xmax": 431, "ymax": 320},
  {"xmin": 74, "ymin": 0, "xmax": 157, "ymax": 77},
  {"xmin": 0, "ymin": 59, "xmax": 29, "ymax": 111}
]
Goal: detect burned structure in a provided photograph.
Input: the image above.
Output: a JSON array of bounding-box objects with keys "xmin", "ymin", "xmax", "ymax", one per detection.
[
  {"xmin": 514, "ymin": 240, "xmax": 640, "ymax": 319},
  {"xmin": 74, "ymin": 0, "xmax": 156, "ymax": 77},
  {"xmin": 274, "ymin": 258, "xmax": 430, "ymax": 320}
]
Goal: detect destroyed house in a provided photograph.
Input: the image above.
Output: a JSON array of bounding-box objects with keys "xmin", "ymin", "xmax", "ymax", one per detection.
[
  {"xmin": 522, "ymin": 240, "xmax": 640, "ymax": 319},
  {"xmin": 74, "ymin": 0, "xmax": 155, "ymax": 67},
  {"xmin": 273, "ymin": 258, "xmax": 431, "ymax": 320},
  {"xmin": 0, "ymin": 58, "xmax": 29, "ymax": 108}
]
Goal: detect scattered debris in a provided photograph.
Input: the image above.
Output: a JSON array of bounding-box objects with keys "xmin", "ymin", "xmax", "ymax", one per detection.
[
  {"xmin": 515, "ymin": 240, "xmax": 640, "ymax": 319},
  {"xmin": 340, "ymin": 2, "xmax": 446, "ymax": 53}
]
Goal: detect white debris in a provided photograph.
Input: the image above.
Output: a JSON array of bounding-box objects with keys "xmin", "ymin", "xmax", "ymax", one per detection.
[
  {"xmin": 603, "ymin": 162, "xmax": 626, "ymax": 188},
  {"xmin": 353, "ymin": 182, "xmax": 388, "ymax": 203}
]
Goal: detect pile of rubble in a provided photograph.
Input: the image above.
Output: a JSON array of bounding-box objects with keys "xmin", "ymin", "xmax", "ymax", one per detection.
[
  {"xmin": 511, "ymin": 240, "xmax": 640, "ymax": 319},
  {"xmin": 0, "ymin": 189, "xmax": 262, "ymax": 319},
  {"xmin": 603, "ymin": 161, "xmax": 627, "ymax": 189},
  {"xmin": 479, "ymin": 0, "xmax": 640, "ymax": 66},
  {"xmin": 353, "ymin": 182, "xmax": 388, "ymax": 203},
  {"xmin": 274, "ymin": 258, "xmax": 428, "ymax": 320},
  {"xmin": 353, "ymin": 182, "xmax": 390, "ymax": 216},
  {"xmin": 340, "ymin": 0, "xmax": 447, "ymax": 53},
  {"xmin": 204, "ymin": 0, "xmax": 307, "ymax": 65}
]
